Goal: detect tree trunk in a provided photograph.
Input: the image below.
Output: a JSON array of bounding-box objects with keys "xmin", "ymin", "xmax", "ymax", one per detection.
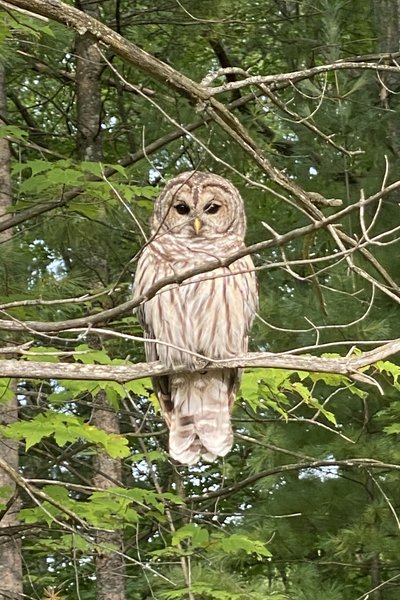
[
  {"xmin": 373, "ymin": 0, "xmax": 400, "ymax": 156},
  {"xmin": 75, "ymin": 0, "xmax": 103, "ymax": 161},
  {"xmin": 365, "ymin": 474, "xmax": 382, "ymax": 600},
  {"xmin": 369, "ymin": 554, "xmax": 382, "ymax": 600},
  {"xmin": 75, "ymin": 2, "xmax": 125, "ymax": 597},
  {"xmin": 92, "ymin": 391, "xmax": 125, "ymax": 600},
  {"xmin": 0, "ymin": 64, "xmax": 23, "ymax": 600}
]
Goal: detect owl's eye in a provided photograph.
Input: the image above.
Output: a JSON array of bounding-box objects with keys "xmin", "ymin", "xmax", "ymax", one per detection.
[
  {"xmin": 204, "ymin": 202, "xmax": 221, "ymax": 215},
  {"xmin": 174, "ymin": 203, "xmax": 190, "ymax": 215}
]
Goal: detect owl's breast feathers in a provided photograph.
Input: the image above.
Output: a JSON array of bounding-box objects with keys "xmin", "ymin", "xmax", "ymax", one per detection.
[{"xmin": 134, "ymin": 233, "xmax": 257, "ymax": 367}]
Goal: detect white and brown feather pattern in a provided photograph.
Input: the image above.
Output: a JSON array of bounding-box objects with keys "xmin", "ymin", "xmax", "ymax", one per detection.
[{"xmin": 133, "ymin": 171, "xmax": 258, "ymax": 464}]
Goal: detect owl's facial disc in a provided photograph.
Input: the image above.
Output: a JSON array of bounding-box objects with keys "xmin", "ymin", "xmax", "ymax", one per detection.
[
  {"xmin": 161, "ymin": 182, "xmax": 239, "ymax": 238},
  {"xmin": 153, "ymin": 171, "xmax": 247, "ymax": 241}
]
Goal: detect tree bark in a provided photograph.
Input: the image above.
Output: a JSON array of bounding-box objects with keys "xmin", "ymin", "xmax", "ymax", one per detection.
[
  {"xmin": 373, "ymin": 0, "xmax": 400, "ymax": 156},
  {"xmin": 0, "ymin": 338, "xmax": 400, "ymax": 383},
  {"xmin": 92, "ymin": 391, "xmax": 125, "ymax": 600},
  {"xmin": 75, "ymin": 0, "xmax": 103, "ymax": 161},
  {"xmin": 365, "ymin": 474, "xmax": 382, "ymax": 600},
  {"xmin": 0, "ymin": 64, "xmax": 23, "ymax": 600},
  {"xmin": 74, "ymin": 1, "xmax": 126, "ymax": 596}
]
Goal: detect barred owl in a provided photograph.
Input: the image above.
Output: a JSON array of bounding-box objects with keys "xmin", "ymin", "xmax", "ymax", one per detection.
[{"xmin": 134, "ymin": 171, "xmax": 258, "ymax": 464}]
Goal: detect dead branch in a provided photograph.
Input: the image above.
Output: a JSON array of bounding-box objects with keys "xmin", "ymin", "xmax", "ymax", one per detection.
[{"xmin": 203, "ymin": 60, "xmax": 400, "ymax": 96}]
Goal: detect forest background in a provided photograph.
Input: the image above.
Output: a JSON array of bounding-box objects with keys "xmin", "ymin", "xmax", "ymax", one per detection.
[{"xmin": 0, "ymin": 1, "xmax": 399, "ymax": 599}]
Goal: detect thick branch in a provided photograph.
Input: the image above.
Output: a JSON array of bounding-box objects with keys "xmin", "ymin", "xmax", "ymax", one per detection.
[
  {"xmin": 4, "ymin": 0, "xmax": 207, "ymax": 101},
  {"xmin": 0, "ymin": 339, "xmax": 399, "ymax": 382}
]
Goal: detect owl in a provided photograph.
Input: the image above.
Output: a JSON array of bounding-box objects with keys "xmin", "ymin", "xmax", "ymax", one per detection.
[{"xmin": 134, "ymin": 171, "xmax": 258, "ymax": 465}]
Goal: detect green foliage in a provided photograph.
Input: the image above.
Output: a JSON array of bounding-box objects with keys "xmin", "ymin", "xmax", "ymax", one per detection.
[
  {"xmin": 0, "ymin": 378, "xmax": 15, "ymax": 403},
  {"xmin": 160, "ymin": 586, "xmax": 244, "ymax": 600},
  {"xmin": 241, "ymin": 366, "xmax": 368, "ymax": 425},
  {"xmin": 376, "ymin": 360, "xmax": 400, "ymax": 389},
  {"xmin": 19, "ymin": 484, "xmax": 184, "ymax": 530},
  {"xmin": 153, "ymin": 524, "xmax": 272, "ymax": 562},
  {"xmin": 211, "ymin": 533, "xmax": 272, "ymax": 560},
  {"xmin": 0, "ymin": 124, "xmax": 28, "ymax": 141},
  {"xmin": 2, "ymin": 411, "xmax": 130, "ymax": 457},
  {"xmin": 172, "ymin": 523, "xmax": 210, "ymax": 548}
]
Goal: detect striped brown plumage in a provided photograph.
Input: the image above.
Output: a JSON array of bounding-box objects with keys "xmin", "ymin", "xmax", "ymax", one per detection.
[{"xmin": 134, "ymin": 171, "xmax": 258, "ymax": 464}]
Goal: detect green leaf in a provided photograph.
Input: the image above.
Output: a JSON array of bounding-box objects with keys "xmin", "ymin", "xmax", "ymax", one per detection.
[
  {"xmin": 0, "ymin": 124, "xmax": 28, "ymax": 140},
  {"xmin": 376, "ymin": 360, "xmax": 400, "ymax": 389},
  {"xmin": 384, "ymin": 424, "xmax": 400, "ymax": 435},
  {"xmin": 3, "ymin": 411, "xmax": 130, "ymax": 457},
  {"xmin": 212, "ymin": 533, "xmax": 272, "ymax": 560},
  {"xmin": 131, "ymin": 450, "xmax": 167, "ymax": 463},
  {"xmin": 26, "ymin": 346, "xmax": 60, "ymax": 363},
  {"xmin": 125, "ymin": 378, "xmax": 153, "ymax": 396},
  {"xmin": 0, "ymin": 378, "xmax": 14, "ymax": 403},
  {"xmin": 73, "ymin": 344, "xmax": 112, "ymax": 365},
  {"xmin": 172, "ymin": 524, "xmax": 209, "ymax": 548},
  {"xmin": 67, "ymin": 202, "xmax": 100, "ymax": 219},
  {"xmin": 240, "ymin": 369, "xmax": 263, "ymax": 408}
]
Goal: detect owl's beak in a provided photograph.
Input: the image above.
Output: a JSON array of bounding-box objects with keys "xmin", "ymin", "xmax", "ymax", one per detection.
[{"xmin": 193, "ymin": 217, "xmax": 203, "ymax": 235}]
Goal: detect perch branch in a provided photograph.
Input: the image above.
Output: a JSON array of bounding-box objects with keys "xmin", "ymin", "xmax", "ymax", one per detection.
[{"xmin": 0, "ymin": 338, "xmax": 399, "ymax": 383}]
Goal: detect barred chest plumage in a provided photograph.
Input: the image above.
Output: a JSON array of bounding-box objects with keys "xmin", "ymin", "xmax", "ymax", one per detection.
[{"xmin": 135, "ymin": 232, "xmax": 257, "ymax": 367}]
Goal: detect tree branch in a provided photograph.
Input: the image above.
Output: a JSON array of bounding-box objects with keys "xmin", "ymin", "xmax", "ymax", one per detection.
[
  {"xmin": 0, "ymin": 93, "xmax": 261, "ymax": 236},
  {"xmin": 3, "ymin": 0, "xmax": 208, "ymax": 101},
  {"xmin": 3, "ymin": 0, "xmax": 396, "ymax": 221},
  {"xmin": 0, "ymin": 338, "xmax": 399, "ymax": 383},
  {"xmin": 203, "ymin": 60, "xmax": 400, "ymax": 96},
  {"xmin": 190, "ymin": 458, "xmax": 400, "ymax": 503},
  {"xmin": 2, "ymin": 0, "xmax": 399, "ymax": 307}
]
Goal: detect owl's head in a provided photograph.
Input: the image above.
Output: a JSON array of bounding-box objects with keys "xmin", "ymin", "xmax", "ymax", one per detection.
[{"xmin": 151, "ymin": 171, "xmax": 247, "ymax": 239}]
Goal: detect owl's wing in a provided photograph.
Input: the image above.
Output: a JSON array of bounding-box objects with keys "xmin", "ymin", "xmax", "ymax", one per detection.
[
  {"xmin": 134, "ymin": 248, "xmax": 173, "ymax": 418},
  {"xmin": 146, "ymin": 338, "xmax": 173, "ymax": 419},
  {"xmin": 236, "ymin": 254, "xmax": 259, "ymax": 337}
]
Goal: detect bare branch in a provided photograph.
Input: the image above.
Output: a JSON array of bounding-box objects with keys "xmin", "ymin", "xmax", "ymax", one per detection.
[
  {"xmin": 190, "ymin": 458, "xmax": 400, "ymax": 503},
  {"xmin": 0, "ymin": 338, "xmax": 399, "ymax": 382},
  {"xmin": 204, "ymin": 61, "xmax": 400, "ymax": 96}
]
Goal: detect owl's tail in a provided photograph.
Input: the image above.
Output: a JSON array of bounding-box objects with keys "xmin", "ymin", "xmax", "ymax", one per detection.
[{"xmin": 168, "ymin": 370, "xmax": 235, "ymax": 465}]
